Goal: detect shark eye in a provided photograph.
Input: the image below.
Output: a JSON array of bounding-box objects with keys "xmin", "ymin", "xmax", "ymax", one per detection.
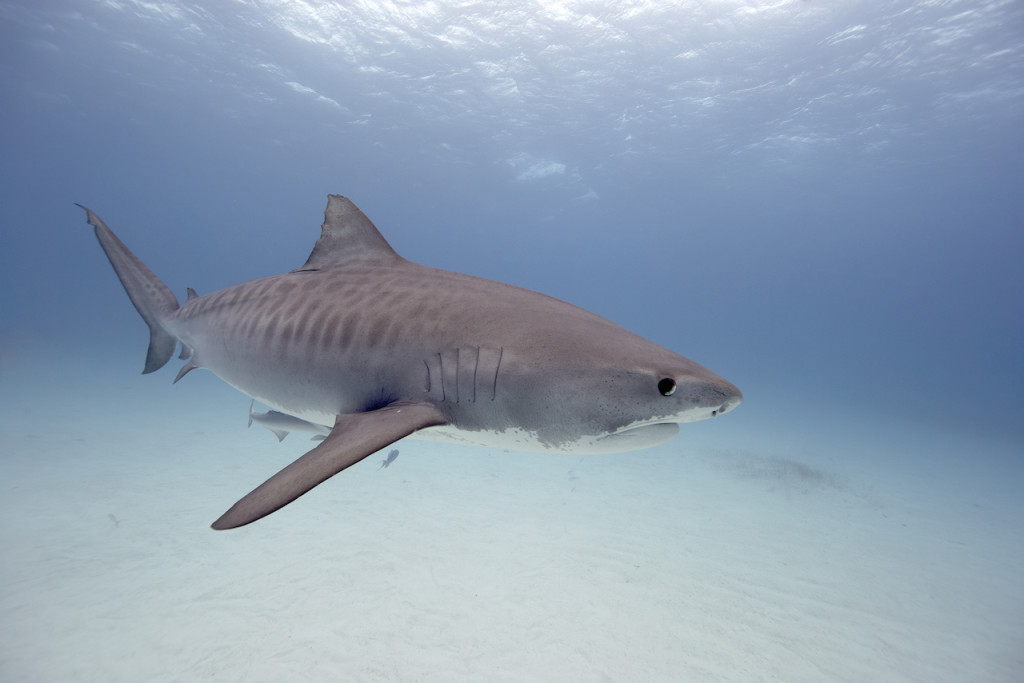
[{"xmin": 657, "ymin": 378, "xmax": 677, "ymax": 396}]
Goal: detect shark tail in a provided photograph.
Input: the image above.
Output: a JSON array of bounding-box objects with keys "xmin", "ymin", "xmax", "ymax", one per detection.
[{"xmin": 78, "ymin": 204, "xmax": 180, "ymax": 374}]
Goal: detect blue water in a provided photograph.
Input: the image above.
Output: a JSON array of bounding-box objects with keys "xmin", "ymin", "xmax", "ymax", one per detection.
[{"xmin": 1, "ymin": 2, "xmax": 1021, "ymax": 681}]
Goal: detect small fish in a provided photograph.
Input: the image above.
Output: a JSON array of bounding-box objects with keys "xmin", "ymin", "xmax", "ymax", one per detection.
[
  {"xmin": 248, "ymin": 400, "xmax": 331, "ymax": 442},
  {"xmin": 378, "ymin": 449, "xmax": 399, "ymax": 469}
]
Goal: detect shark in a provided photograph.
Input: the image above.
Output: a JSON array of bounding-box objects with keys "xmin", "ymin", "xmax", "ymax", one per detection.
[{"xmin": 79, "ymin": 195, "xmax": 742, "ymax": 529}]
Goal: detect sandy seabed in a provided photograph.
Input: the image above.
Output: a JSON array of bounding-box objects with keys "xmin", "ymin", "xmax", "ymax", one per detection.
[{"xmin": 1, "ymin": 351, "xmax": 1021, "ymax": 682}]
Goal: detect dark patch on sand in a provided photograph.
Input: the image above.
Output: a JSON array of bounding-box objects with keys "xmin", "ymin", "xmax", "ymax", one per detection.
[{"xmin": 707, "ymin": 451, "xmax": 846, "ymax": 495}]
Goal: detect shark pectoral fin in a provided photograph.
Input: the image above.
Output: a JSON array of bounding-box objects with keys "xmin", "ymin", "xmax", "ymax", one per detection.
[{"xmin": 211, "ymin": 402, "xmax": 446, "ymax": 530}]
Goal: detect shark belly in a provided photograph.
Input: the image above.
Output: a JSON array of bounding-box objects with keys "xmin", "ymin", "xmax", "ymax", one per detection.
[{"xmin": 415, "ymin": 422, "xmax": 680, "ymax": 454}]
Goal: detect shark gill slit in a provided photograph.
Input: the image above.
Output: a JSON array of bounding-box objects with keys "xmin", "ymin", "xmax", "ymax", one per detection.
[
  {"xmin": 492, "ymin": 347, "xmax": 502, "ymax": 401},
  {"xmin": 438, "ymin": 348, "xmax": 458, "ymax": 404},
  {"xmin": 423, "ymin": 353, "xmax": 442, "ymax": 400},
  {"xmin": 449, "ymin": 348, "xmax": 459, "ymax": 403},
  {"xmin": 437, "ymin": 352, "xmax": 445, "ymax": 401},
  {"xmin": 460, "ymin": 346, "xmax": 479, "ymax": 404},
  {"xmin": 471, "ymin": 346, "xmax": 479, "ymax": 403}
]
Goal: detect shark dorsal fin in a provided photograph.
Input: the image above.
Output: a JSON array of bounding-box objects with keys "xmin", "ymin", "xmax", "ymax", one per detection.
[{"xmin": 296, "ymin": 195, "xmax": 401, "ymax": 271}]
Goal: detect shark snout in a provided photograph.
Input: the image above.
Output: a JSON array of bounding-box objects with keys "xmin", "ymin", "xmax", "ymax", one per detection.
[
  {"xmin": 711, "ymin": 386, "xmax": 743, "ymax": 417},
  {"xmin": 678, "ymin": 375, "xmax": 743, "ymax": 421}
]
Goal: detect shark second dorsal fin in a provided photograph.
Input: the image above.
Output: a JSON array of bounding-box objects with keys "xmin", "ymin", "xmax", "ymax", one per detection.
[{"xmin": 295, "ymin": 195, "xmax": 402, "ymax": 271}]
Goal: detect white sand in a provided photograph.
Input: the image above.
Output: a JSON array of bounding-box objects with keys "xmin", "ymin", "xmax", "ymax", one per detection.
[{"xmin": 1, "ymin": 352, "xmax": 1021, "ymax": 682}]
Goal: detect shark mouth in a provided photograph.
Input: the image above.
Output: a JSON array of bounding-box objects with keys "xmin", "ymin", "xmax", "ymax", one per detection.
[{"xmin": 593, "ymin": 422, "xmax": 681, "ymax": 453}]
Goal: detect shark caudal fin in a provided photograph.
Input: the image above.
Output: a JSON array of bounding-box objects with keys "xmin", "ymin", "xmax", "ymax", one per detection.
[{"xmin": 78, "ymin": 204, "xmax": 180, "ymax": 374}]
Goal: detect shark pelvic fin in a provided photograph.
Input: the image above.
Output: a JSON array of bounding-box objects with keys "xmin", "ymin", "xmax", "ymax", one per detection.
[
  {"xmin": 212, "ymin": 401, "xmax": 446, "ymax": 529},
  {"xmin": 173, "ymin": 357, "xmax": 202, "ymax": 384}
]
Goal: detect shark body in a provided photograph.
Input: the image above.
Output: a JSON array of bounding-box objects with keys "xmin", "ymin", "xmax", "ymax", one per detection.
[{"xmin": 80, "ymin": 195, "xmax": 742, "ymax": 529}]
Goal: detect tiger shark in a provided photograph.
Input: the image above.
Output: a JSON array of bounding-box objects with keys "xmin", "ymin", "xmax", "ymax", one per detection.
[{"xmin": 79, "ymin": 195, "xmax": 742, "ymax": 529}]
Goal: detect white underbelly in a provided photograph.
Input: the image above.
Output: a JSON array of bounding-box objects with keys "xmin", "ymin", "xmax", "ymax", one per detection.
[{"xmin": 413, "ymin": 422, "xmax": 679, "ymax": 455}]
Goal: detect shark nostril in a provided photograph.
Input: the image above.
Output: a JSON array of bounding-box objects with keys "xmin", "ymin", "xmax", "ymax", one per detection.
[{"xmin": 715, "ymin": 394, "xmax": 742, "ymax": 416}]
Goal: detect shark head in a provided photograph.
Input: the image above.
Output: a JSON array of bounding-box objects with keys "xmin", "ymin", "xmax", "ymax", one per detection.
[
  {"xmin": 586, "ymin": 359, "xmax": 743, "ymax": 452},
  {"xmin": 485, "ymin": 323, "xmax": 742, "ymax": 453}
]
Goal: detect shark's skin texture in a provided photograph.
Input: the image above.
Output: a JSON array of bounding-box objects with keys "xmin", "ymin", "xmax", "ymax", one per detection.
[{"xmin": 79, "ymin": 195, "xmax": 742, "ymax": 529}]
